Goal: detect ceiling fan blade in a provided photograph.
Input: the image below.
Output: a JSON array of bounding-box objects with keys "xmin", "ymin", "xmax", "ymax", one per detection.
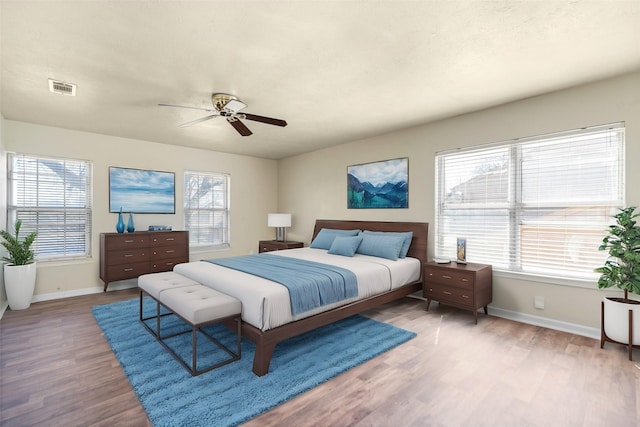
[
  {"xmin": 227, "ymin": 118, "xmax": 253, "ymax": 136},
  {"xmin": 224, "ymin": 99, "xmax": 247, "ymax": 113},
  {"xmin": 243, "ymin": 113, "xmax": 287, "ymax": 127},
  {"xmin": 178, "ymin": 114, "xmax": 218, "ymax": 128},
  {"xmin": 158, "ymin": 103, "xmax": 216, "ymax": 112}
]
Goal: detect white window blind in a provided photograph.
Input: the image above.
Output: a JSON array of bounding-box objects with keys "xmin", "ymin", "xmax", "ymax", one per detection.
[
  {"xmin": 435, "ymin": 123, "xmax": 625, "ymax": 280},
  {"xmin": 184, "ymin": 170, "xmax": 230, "ymax": 249},
  {"xmin": 7, "ymin": 153, "xmax": 92, "ymax": 261}
]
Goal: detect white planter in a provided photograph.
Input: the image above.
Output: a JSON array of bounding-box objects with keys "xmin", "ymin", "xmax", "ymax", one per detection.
[
  {"xmin": 4, "ymin": 262, "xmax": 37, "ymax": 310},
  {"xmin": 603, "ymin": 296, "xmax": 640, "ymax": 346}
]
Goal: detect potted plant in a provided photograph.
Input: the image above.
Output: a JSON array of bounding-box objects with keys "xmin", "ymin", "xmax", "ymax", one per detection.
[
  {"xmin": 595, "ymin": 206, "xmax": 640, "ymax": 358},
  {"xmin": 1, "ymin": 219, "xmax": 38, "ymax": 310}
]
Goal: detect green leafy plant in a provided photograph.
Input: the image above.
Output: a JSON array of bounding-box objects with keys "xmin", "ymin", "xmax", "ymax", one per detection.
[
  {"xmin": 0, "ymin": 220, "xmax": 37, "ymax": 266},
  {"xmin": 595, "ymin": 206, "xmax": 640, "ymax": 300}
]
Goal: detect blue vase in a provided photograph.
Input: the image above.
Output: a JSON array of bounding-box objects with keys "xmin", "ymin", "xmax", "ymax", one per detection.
[
  {"xmin": 116, "ymin": 208, "xmax": 125, "ymax": 233},
  {"xmin": 127, "ymin": 212, "xmax": 135, "ymax": 233}
]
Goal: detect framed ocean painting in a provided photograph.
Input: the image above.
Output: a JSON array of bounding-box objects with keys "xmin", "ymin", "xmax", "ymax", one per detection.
[
  {"xmin": 347, "ymin": 158, "xmax": 408, "ymax": 209},
  {"xmin": 109, "ymin": 166, "xmax": 175, "ymax": 214}
]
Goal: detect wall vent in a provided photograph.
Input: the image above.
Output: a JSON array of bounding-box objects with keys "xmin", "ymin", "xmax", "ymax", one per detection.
[{"xmin": 48, "ymin": 79, "xmax": 77, "ymax": 96}]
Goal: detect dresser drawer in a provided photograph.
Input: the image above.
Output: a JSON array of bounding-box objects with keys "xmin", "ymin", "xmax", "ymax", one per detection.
[
  {"xmin": 150, "ymin": 244, "xmax": 187, "ymax": 261},
  {"xmin": 105, "ymin": 262, "xmax": 150, "ymax": 281},
  {"xmin": 149, "ymin": 232, "xmax": 188, "ymax": 247},
  {"xmin": 423, "ymin": 282, "xmax": 474, "ymax": 309},
  {"xmin": 424, "ymin": 267, "xmax": 474, "ymax": 290},
  {"xmin": 150, "ymin": 259, "xmax": 183, "ymax": 272},
  {"xmin": 104, "ymin": 234, "xmax": 149, "ymax": 250},
  {"xmin": 107, "ymin": 248, "xmax": 149, "ymax": 265}
]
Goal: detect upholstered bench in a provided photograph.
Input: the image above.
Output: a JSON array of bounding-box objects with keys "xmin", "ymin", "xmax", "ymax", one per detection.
[
  {"xmin": 138, "ymin": 271, "xmax": 201, "ymax": 338},
  {"xmin": 138, "ymin": 272, "xmax": 242, "ymax": 376}
]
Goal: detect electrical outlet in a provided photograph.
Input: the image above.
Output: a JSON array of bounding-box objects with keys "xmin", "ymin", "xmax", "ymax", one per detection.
[{"xmin": 534, "ymin": 296, "xmax": 545, "ymax": 310}]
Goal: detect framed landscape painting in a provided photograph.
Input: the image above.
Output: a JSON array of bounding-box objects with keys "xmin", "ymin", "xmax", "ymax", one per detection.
[
  {"xmin": 347, "ymin": 158, "xmax": 408, "ymax": 209},
  {"xmin": 109, "ymin": 166, "xmax": 175, "ymax": 214}
]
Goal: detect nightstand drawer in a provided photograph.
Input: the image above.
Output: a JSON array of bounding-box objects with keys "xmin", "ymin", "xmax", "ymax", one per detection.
[
  {"xmin": 424, "ymin": 267, "xmax": 474, "ymax": 290},
  {"xmin": 258, "ymin": 240, "xmax": 304, "ymax": 253},
  {"xmin": 423, "ymin": 282, "xmax": 474, "ymax": 308}
]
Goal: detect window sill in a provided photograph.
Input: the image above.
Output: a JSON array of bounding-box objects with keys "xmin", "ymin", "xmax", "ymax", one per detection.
[{"xmin": 493, "ymin": 268, "xmax": 599, "ymax": 290}]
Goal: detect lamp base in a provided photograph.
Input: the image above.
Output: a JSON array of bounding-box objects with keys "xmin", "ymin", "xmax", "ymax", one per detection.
[{"xmin": 275, "ymin": 227, "xmax": 286, "ymax": 241}]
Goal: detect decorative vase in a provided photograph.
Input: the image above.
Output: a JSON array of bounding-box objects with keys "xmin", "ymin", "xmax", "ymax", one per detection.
[
  {"xmin": 4, "ymin": 263, "xmax": 37, "ymax": 310},
  {"xmin": 116, "ymin": 207, "xmax": 125, "ymax": 233},
  {"xmin": 127, "ymin": 212, "xmax": 135, "ymax": 233}
]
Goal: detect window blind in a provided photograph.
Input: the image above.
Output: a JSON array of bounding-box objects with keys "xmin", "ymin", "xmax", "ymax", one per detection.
[
  {"xmin": 435, "ymin": 123, "xmax": 625, "ymax": 280},
  {"xmin": 184, "ymin": 170, "xmax": 230, "ymax": 249},
  {"xmin": 7, "ymin": 153, "xmax": 93, "ymax": 261}
]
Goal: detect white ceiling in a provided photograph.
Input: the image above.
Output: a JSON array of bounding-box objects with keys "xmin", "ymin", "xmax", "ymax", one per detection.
[{"xmin": 2, "ymin": 1, "xmax": 639, "ymax": 160}]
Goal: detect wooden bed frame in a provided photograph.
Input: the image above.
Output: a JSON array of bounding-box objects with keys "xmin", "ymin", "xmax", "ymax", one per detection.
[{"xmin": 235, "ymin": 219, "xmax": 429, "ymax": 376}]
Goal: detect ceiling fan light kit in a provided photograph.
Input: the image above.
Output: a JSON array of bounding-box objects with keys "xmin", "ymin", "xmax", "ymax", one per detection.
[{"xmin": 159, "ymin": 93, "xmax": 287, "ymax": 136}]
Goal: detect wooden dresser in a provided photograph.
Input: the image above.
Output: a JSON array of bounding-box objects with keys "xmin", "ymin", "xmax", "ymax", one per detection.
[
  {"xmin": 423, "ymin": 261, "xmax": 492, "ymax": 324},
  {"xmin": 99, "ymin": 231, "xmax": 189, "ymax": 291}
]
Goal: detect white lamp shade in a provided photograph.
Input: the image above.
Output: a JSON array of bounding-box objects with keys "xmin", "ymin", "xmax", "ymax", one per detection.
[{"xmin": 268, "ymin": 213, "xmax": 292, "ymax": 227}]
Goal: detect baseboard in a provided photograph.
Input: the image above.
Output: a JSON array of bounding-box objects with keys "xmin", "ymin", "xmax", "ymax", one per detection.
[
  {"xmin": 31, "ymin": 281, "xmax": 138, "ymax": 303},
  {"xmin": 406, "ymin": 292, "xmax": 599, "ymax": 340},
  {"xmin": 0, "ymin": 282, "xmax": 138, "ymax": 320},
  {"xmin": 489, "ymin": 306, "xmax": 600, "ymax": 340}
]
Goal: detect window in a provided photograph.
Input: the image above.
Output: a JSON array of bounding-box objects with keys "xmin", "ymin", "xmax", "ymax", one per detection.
[
  {"xmin": 7, "ymin": 153, "xmax": 92, "ymax": 261},
  {"xmin": 184, "ymin": 171, "xmax": 230, "ymax": 249},
  {"xmin": 435, "ymin": 123, "xmax": 625, "ymax": 281}
]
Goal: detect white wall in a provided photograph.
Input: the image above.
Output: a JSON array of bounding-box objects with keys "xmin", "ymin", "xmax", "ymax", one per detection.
[
  {"xmin": 278, "ymin": 71, "xmax": 640, "ymax": 332},
  {"xmin": 4, "ymin": 121, "xmax": 278, "ymax": 298}
]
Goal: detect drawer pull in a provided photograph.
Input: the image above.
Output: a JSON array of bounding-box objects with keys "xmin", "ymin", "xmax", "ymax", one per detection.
[
  {"xmin": 124, "ymin": 254, "xmax": 133, "ymax": 257},
  {"xmin": 165, "ymin": 250, "xmax": 175, "ymax": 253},
  {"xmin": 462, "ymin": 295, "xmax": 469, "ymax": 298},
  {"xmin": 442, "ymin": 275, "xmax": 452, "ymax": 279},
  {"xmin": 124, "ymin": 239, "xmax": 134, "ymax": 243},
  {"xmin": 124, "ymin": 268, "xmax": 134, "ymax": 272},
  {"xmin": 462, "ymin": 278, "xmax": 469, "ymax": 282},
  {"xmin": 166, "ymin": 238, "xmax": 175, "ymax": 241},
  {"xmin": 443, "ymin": 291, "xmax": 452, "ymax": 295}
]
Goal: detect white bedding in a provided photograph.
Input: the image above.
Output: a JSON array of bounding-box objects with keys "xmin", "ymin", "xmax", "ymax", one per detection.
[{"xmin": 173, "ymin": 247, "xmax": 421, "ymax": 331}]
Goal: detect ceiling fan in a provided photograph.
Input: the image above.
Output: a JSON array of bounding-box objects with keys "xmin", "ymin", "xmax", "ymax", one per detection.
[{"xmin": 159, "ymin": 93, "xmax": 287, "ymax": 136}]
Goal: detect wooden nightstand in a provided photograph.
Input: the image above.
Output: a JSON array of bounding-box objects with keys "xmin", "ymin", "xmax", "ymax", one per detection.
[
  {"xmin": 258, "ymin": 240, "xmax": 304, "ymax": 253},
  {"xmin": 423, "ymin": 261, "xmax": 492, "ymax": 324}
]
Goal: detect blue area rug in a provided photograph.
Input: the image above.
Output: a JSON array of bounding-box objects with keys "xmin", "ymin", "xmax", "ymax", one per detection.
[{"xmin": 93, "ymin": 297, "xmax": 416, "ymax": 427}]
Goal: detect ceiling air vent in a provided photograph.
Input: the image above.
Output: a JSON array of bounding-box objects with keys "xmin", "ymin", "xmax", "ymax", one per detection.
[{"xmin": 48, "ymin": 79, "xmax": 77, "ymax": 96}]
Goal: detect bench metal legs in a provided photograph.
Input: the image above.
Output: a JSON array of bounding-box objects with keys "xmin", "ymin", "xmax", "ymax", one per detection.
[{"xmin": 139, "ymin": 290, "xmax": 242, "ymax": 376}]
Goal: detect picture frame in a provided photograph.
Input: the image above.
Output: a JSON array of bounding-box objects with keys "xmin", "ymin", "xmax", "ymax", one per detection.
[
  {"xmin": 109, "ymin": 166, "xmax": 175, "ymax": 214},
  {"xmin": 456, "ymin": 237, "xmax": 467, "ymax": 264},
  {"xmin": 347, "ymin": 158, "xmax": 408, "ymax": 209}
]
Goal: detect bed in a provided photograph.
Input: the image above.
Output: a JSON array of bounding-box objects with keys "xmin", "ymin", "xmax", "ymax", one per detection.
[{"xmin": 174, "ymin": 219, "xmax": 428, "ymax": 376}]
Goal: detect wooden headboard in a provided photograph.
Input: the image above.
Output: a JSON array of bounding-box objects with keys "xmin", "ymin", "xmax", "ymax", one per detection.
[{"xmin": 312, "ymin": 219, "xmax": 429, "ymax": 266}]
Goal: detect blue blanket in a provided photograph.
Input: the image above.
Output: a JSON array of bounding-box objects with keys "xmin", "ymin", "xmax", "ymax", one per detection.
[{"xmin": 205, "ymin": 254, "xmax": 358, "ymax": 315}]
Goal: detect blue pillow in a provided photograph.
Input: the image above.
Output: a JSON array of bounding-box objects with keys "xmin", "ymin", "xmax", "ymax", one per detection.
[
  {"xmin": 310, "ymin": 228, "xmax": 361, "ymax": 250},
  {"xmin": 328, "ymin": 235, "xmax": 363, "ymax": 257},
  {"xmin": 362, "ymin": 230, "xmax": 413, "ymax": 258},
  {"xmin": 356, "ymin": 233, "xmax": 406, "ymax": 260}
]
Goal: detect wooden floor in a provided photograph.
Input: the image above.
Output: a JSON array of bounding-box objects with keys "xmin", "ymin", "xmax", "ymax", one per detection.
[{"xmin": 1, "ymin": 289, "xmax": 639, "ymax": 427}]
